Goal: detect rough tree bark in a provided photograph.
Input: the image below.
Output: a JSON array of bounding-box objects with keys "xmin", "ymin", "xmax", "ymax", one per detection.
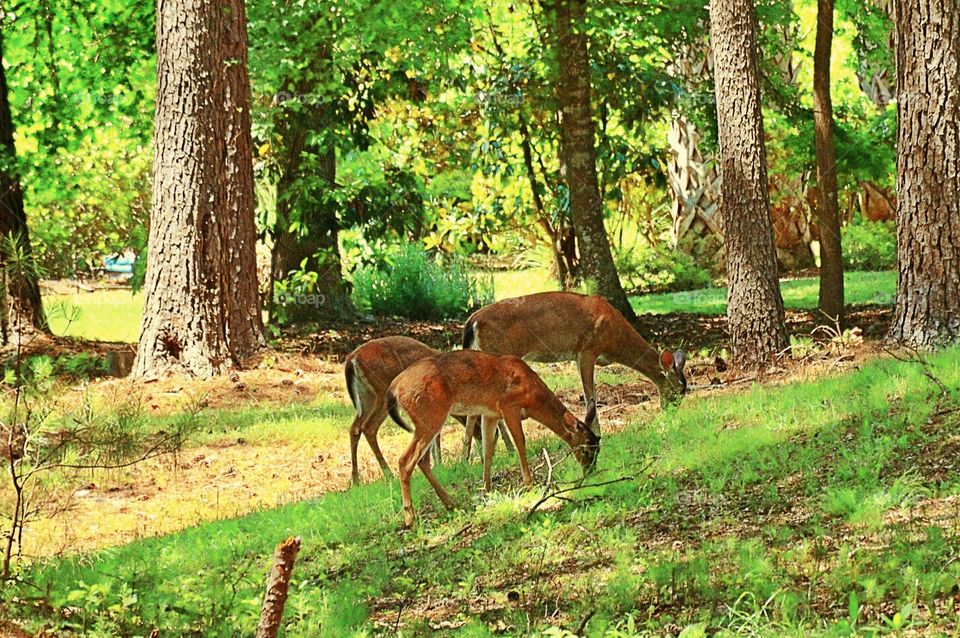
[
  {"xmin": 134, "ymin": 0, "xmax": 265, "ymax": 378},
  {"xmin": 709, "ymin": 0, "xmax": 788, "ymax": 365},
  {"xmin": 813, "ymin": 0, "xmax": 845, "ymax": 324},
  {"xmin": 255, "ymin": 536, "xmax": 302, "ymax": 638},
  {"xmin": 887, "ymin": 0, "xmax": 960, "ymax": 347},
  {"xmin": 548, "ymin": 0, "xmax": 635, "ymax": 320},
  {"xmin": 0, "ymin": 34, "xmax": 46, "ymax": 344}
]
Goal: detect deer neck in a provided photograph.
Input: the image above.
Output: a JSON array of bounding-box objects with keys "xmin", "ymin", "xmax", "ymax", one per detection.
[{"xmin": 613, "ymin": 325, "xmax": 663, "ymax": 385}]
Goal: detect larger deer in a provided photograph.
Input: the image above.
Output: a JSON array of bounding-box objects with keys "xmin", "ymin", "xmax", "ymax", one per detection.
[
  {"xmin": 387, "ymin": 350, "xmax": 599, "ymax": 527},
  {"xmin": 344, "ymin": 336, "xmax": 512, "ymax": 484},
  {"xmin": 463, "ymin": 292, "xmax": 687, "ymax": 430}
]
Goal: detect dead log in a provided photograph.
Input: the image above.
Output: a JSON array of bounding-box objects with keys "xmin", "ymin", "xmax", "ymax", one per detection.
[{"xmin": 255, "ymin": 536, "xmax": 302, "ymax": 638}]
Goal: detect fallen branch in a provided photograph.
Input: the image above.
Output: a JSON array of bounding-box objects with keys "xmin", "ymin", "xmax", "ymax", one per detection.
[
  {"xmin": 256, "ymin": 536, "xmax": 302, "ymax": 638},
  {"xmin": 526, "ymin": 476, "xmax": 634, "ymax": 519}
]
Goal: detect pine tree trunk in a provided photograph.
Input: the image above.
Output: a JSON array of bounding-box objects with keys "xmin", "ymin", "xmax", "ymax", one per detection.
[
  {"xmin": 709, "ymin": 0, "xmax": 788, "ymax": 365},
  {"xmin": 549, "ymin": 0, "xmax": 635, "ymax": 320},
  {"xmin": 813, "ymin": 0, "xmax": 844, "ymax": 324},
  {"xmin": 134, "ymin": 0, "xmax": 265, "ymax": 378},
  {"xmin": 273, "ymin": 128, "xmax": 352, "ymax": 322},
  {"xmin": 887, "ymin": 0, "xmax": 960, "ymax": 347},
  {"xmin": 0, "ymin": 35, "xmax": 46, "ymax": 344}
]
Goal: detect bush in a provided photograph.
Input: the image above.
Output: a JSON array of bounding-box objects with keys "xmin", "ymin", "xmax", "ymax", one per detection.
[
  {"xmin": 351, "ymin": 244, "xmax": 494, "ymax": 319},
  {"xmin": 842, "ymin": 221, "xmax": 896, "ymax": 271},
  {"xmin": 615, "ymin": 245, "xmax": 713, "ymax": 294}
]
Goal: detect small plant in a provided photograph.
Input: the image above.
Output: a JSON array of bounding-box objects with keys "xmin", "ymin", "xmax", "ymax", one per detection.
[
  {"xmin": 841, "ymin": 220, "xmax": 896, "ymax": 271},
  {"xmin": 351, "ymin": 243, "xmax": 494, "ymax": 319},
  {"xmin": 615, "ymin": 245, "xmax": 712, "ymax": 294}
]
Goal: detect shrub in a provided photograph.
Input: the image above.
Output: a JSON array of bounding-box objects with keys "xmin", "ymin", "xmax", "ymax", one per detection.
[
  {"xmin": 841, "ymin": 221, "xmax": 896, "ymax": 271},
  {"xmin": 351, "ymin": 244, "xmax": 494, "ymax": 319},
  {"xmin": 615, "ymin": 245, "xmax": 713, "ymax": 294}
]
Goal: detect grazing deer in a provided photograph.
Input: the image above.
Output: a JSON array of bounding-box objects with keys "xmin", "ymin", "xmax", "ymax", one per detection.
[
  {"xmin": 463, "ymin": 292, "xmax": 687, "ymax": 430},
  {"xmin": 344, "ymin": 336, "xmax": 512, "ymax": 484},
  {"xmin": 387, "ymin": 350, "xmax": 600, "ymax": 527}
]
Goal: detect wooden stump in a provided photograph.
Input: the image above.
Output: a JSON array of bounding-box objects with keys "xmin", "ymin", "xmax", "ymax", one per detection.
[{"xmin": 255, "ymin": 536, "xmax": 302, "ymax": 638}]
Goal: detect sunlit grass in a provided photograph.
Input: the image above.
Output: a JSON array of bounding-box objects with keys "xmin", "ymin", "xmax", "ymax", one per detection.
[
  {"xmin": 45, "ymin": 289, "xmax": 143, "ymax": 342},
  {"xmin": 631, "ymin": 270, "xmax": 895, "ymax": 315},
  {"xmin": 14, "ymin": 347, "xmax": 960, "ymax": 636}
]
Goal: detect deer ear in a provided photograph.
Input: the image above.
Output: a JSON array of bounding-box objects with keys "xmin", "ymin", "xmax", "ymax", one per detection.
[
  {"xmin": 673, "ymin": 349, "xmax": 687, "ymax": 373},
  {"xmin": 659, "ymin": 350, "xmax": 674, "ymax": 370}
]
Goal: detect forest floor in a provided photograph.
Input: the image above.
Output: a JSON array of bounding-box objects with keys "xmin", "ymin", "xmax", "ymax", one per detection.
[
  {"xmin": 5, "ymin": 336, "xmax": 958, "ymax": 637},
  {"xmin": 11, "ymin": 301, "xmax": 891, "ymax": 558}
]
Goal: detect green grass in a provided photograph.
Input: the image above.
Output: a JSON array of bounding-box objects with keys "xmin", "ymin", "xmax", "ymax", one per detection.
[
  {"xmin": 9, "ymin": 347, "xmax": 960, "ymax": 636},
  {"xmin": 45, "ymin": 289, "xmax": 144, "ymax": 342},
  {"xmin": 37, "ymin": 271, "xmax": 893, "ymax": 344},
  {"xmin": 631, "ymin": 270, "xmax": 895, "ymax": 315}
]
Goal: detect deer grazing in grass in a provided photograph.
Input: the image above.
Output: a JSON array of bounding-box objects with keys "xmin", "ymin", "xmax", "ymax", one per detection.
[
  {"xmin": 344, "ymin": 336, "xmax": 512, "ymax": 484},
  {"xmin": 463, "ymin": 292, "xmax": 687, "ymax": 431},
  {"xmin": 387, "ymin": 350, "xmax": 600, "ymax": 527}
]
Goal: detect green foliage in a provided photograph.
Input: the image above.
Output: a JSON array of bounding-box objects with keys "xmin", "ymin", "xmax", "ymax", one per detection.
[
  {"xmin": 615, "ymin": 244, "xmax": 713, "ymax": 294},
  {"xmin": 351, "ymin": 244, "xmax": 493, "ymax": 319},
  {"xmin": 842, "ymin": 220, "xmax": 896, "ymax": 271}
]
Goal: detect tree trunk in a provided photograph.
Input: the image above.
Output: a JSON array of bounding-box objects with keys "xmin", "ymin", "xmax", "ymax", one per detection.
[
  {"xmin": 273, "ymin": 125, "xmax": 353, "ymax": 322},
  {"xmin": 548, "ymin": 0, "xmax": 635, "ymax": 320},
  {"xmin": 813, "ymin": 0, "xmax": 844, "ymax": 324},
  {"xmin": 887, "ymin": 0, "xmax": 960, "ymax": 348},
  {"xmin": 519, "ymin": 115, "xmax": 576, "ymax": 288},
  {"xmin": 709, "ymin": 0, "xmax": 788, "ymax": 365},
  {"xmin": 0, "ymin": 35, "xmax": 46, "ymax": 344},
  {"xmin": 134, "ymin": 0, "xmax": 265, "ymax": 378}
]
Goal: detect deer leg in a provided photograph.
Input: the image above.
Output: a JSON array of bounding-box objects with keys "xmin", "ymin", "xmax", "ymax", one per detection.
[
  {"xmin": 349, "ymin": 414, "xmax": 364, "ymax": 485},
  {"xmin": 431, "ymin": 429, "xmax": 443, "ymax": 466},
  {"xmin": 462, "ymin": 415, "xmax": 479, "ymax": 461},
  {"xmin": 501, "ymin": 410, "xmax": 531, "ymax": 487},
  {"xmin": 496, "ymin": 420, "xmax": 515, "ymax": 454},
  {"xmin": 481, "ymin": 415, "xmax": 498, "ymax": 492},
  {"xmin": 419, "ymin": 445, "xmax": 455, "ymax": 510},
  {"xmin": 398, "ymin": 427, "xmax": 439, "ymax": 528},
  {"xmin": 361, "ymin": 404, "xmax": 392, "ymax": 480},
  {"xmin": 577, "ymin": 352, "xmax": 599, "ymax": 431}
]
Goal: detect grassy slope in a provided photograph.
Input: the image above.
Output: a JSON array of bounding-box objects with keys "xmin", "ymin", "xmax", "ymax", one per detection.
[{"xmin": 11, "ymin": 348, "xmax": 960, "ymax": 637}]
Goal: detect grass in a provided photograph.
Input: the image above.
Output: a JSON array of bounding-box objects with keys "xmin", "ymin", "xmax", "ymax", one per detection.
[
  {"xmin": 37, "ymin": 271, "xmax": 894, "ymax": 344},
  {"xmin": 8, "ymin": 346, "xmax": 960, "ymax": 636},
  {"xmin": 45, "ymin": 289, "xmax": 144, "ymax": 342},
  {"xmin": 630, "ymin": 270, "xmax": 896, "ymax": 315}
]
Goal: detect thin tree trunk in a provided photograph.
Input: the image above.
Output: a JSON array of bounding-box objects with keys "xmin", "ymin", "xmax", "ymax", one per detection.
[
  {"xmin": 134, "ymin": 0, "xmax": 265, "ymax": 378},
  {"xmin": 273, "ymin": 131, "xmax": 352, "ymax": 321},
  {"xmin": 887, "ymin": 0, "xmax": 960, "ymax": 347},
  {"xmin": 548, "ymin": 0, "xmax": 635, "ymax": 320},
  {"xmin": 813, "ymin": 0, "xmax": 844, "ymax": 324},
  {"xmin": 519, "ymin": 115, "xmax": 572, "ymax": 288},
  {"xmin": 256, "ymin": 536, "xmax": 302, "ymax": 638},
  {"xmin": 709, "ymin": 0, "xmax": 788, "ymax": 365},
  {"xmin": 0, "ymin": 34, "xmax": 45, "ymax": 343}
]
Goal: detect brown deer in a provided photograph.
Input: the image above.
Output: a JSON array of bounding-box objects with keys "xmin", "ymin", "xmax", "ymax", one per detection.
[
  {"xmin": 463, "ymin": 292, "xmax": 687, "ymax": 430},
  {"xmin": 344, "ymin": 336, "xmax": 511, "ymax": 484},
  {"xmin": 387, "ymin": 350, "xmax": 599, "ymax": 527}
]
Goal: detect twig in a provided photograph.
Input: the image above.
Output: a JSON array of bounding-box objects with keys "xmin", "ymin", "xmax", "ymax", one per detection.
[
  {"xmin": 542, "ymin": 448, "xmax": 553, "ymax": 487},
  {"xmin": 527, "ymin": 475, "xmax": 635, "ymax": 519}
]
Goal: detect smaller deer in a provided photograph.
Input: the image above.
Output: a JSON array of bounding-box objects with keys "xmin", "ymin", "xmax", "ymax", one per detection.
[
  {"xmin": 344, "ymin": 336, "xmax": 511, "ymax": 484},
  {"xmin": 387, "ymin": 350, "xmax": 600, "ymax": 527}
]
